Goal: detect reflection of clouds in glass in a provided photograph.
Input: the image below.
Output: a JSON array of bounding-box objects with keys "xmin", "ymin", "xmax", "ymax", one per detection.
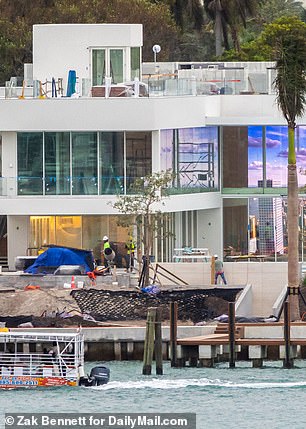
[
  {"xmin": 249, "ymin": 161, "xmax": 263, "ymax": 170},
  {"xmin": 298, "ymin": 126, "xmax": 306, "ymax": 137},
  {"xmin": 248, "ymin": 174, "xmax": 262, "ymax": 186},
  {"xmin": 180, "ymin": 127, "xmax": 217, "ymax": 143},
  {"xmin": 296, "ymin": 149, "xmax": 306, "ymax": 160},
  {"xmin": 248, "ymin": 137, "xmax": 262, "ymax": 147},
  {"xmin": 267, "ymin": 129, "xmax": 287, "ymax": 138},
  {"xmin": 278, "ymin": 150, "xmax": 288, "ymax": 158},
  {"xmin": 277, "ymin": 149, "xmax": 306, "ymax": 164},
  {"xmin": 266, "ymin": 138, "xmax": 281, "ymax": 148},
  {"xmin": 161, "ymin": 147, "xmax": 172, "ymax": 153},
  {"xmin": 266, "ymin": 161, "xmax": 285, "ymax": 170}
]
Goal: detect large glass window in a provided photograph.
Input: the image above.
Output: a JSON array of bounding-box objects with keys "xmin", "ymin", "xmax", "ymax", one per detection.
[
  {"xmin": 71, "ymin": 132, "xmax": 97, "ymax": 195},
  {"xmin": 177, "ymin": 127, "xmax": 218, "ymax": 190},
  {"xmin": 110, "ymin": 49, "xmax": 124, "ymax": 84},
  {"xmin": 99, "ymin": 132, "xmax": 124, "ymax": 194},
  {"xmin": 16, "ymin": 131, "xmax": 153, "ymax": 196},
  {"xmin": 30, "ymin": 216, "xmax": 55, "ymax": 250},
  {"xmin": 92, "ymin": 48, "xmax": 124, "ymax": 85},
  {"xmin": 56, "ymin": 216, "xmax": 82, "ymax": 248},
  {"xmin": 126, "ymin": 132, "xmax": 152, "ymax": 191},
  {"xmin": 223, "ymin": 198, "xmax": 248, "ymax": 257},
  {"xmin": 264, "ymin": 125, "xmax": 306, "ymax": 190},
  {"xmin": 45, "ymin": 132, "xmax": 70, "ymax": 195},
  {"xmin": 266, "ymin": 126, "xmax": 287, "ymax": 188},
  {"xmin": 224, "ymin": 196, "xmax": 289, "ymax": 262},
  {"xmin": 223, "ymin": 125, "xmax": 306, "ymax": 192},
  {"xmin": 17, "ymin": 133, "xmax": 43, "ymax": 195},
  {"xmin": 131, "ymin": 47, "xmax": 141, "ymax": 80},
  {"xmin": 223, "ymin": 126, "xmax": 248, "ymax": 189},
  {"xmin": 161, "ymin": 126, "xmax": 219, "ymax": 193},
  {"xmin": 297, "ymin": 126, "xmax": 306, "ymax": 190},
  {"xmin": 29, "ymin": 215, "xmax": 137, "ymax": 265},
  {"xmin": 92, "ymin": 49, "xmax": 105, "ymax": 86},
  {"xmin": 248, "ymin": 197, "xmax": 286, "ymax": 260},
  {"xmin": 248, "ymin": 126, "xmax": 263, "ymax": 188},
  {"xmin": 160, "ymin": 129, "xmax": 173, "ymax": 172}
]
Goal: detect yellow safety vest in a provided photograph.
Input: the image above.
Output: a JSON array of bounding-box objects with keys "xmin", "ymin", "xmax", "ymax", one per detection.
[{"xmin": 126, "ymin": 240, "xmax": 135, "ymax": 254}]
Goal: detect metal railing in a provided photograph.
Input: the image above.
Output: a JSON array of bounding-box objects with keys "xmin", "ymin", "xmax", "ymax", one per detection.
[
  {"xmin": 0, "ymin": 72, "xmax": 277, "ymax": 100},
  {"xmin": 0, "ymin": 352, "xmax": 78, "ymax": 378}
]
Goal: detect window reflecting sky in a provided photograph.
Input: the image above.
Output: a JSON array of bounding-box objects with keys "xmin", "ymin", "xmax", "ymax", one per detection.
[{"xmin": 248, "ymin": 126, "xmax": 306, "ymax": 188}]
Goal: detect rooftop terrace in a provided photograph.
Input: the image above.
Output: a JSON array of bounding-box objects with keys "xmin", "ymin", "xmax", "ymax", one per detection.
[{"xmin": 1, "ymin": 61, "xmax": 277, "ymax": 100}]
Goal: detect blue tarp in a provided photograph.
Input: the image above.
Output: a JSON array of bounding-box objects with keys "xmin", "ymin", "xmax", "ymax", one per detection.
[{"xmin": 25, "ymin": 247, "xmax": 94, "ymax": 274}]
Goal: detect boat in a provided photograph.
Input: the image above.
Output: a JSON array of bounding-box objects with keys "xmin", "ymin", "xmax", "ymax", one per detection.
[{"xmin": 0, "ymin": 330, "xmax": 110, "ymax": 388}]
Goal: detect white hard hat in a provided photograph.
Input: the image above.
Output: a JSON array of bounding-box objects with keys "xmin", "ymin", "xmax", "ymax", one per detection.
[
  {"xmin": 103, "ymin": 235, "xmax": 109, "ymax": 241},
  {"xmin": 214, "ymin": 254, "xmax": 218, "ymax": 258}
]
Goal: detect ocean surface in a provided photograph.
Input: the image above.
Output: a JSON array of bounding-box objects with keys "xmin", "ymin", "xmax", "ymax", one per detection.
[{"xmin": 1, "ymin": 360, "xmax": 306, "ymax": 429}]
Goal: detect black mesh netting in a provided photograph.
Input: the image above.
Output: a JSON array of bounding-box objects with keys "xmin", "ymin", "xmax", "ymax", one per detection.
[{"xmin": 71, "ymin": 288, "xmax": 243, "ymax": 324}]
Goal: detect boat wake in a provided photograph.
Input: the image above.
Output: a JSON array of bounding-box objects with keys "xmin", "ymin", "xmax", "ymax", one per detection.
[{"xmin": 90, "ymin": 378, "xmax": 306, "ymax": 390}]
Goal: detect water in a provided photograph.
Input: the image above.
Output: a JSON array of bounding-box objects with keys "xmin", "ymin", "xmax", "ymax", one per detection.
[{"xmin": 1, "ymin": 360, "xmax": 306, "ymax": 429}]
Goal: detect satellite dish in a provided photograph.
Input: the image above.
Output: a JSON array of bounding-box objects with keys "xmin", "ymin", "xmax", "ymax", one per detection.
[{"xmin": 152, "ymin": 45, "xmax": 161, "ymax": 54}]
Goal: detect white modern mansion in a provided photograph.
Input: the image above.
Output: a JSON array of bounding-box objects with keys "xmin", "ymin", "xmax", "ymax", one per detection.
[{"xmin": 0, "ymin": 23, "xmax": 306, "ymax": 271}]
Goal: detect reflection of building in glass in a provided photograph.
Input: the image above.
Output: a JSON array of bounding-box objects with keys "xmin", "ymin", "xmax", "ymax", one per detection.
[
  {"xmin": 163, "ymin": 128, "xmax": 218, "ymax": 191},
  {"xmin": 249, "ymin": 215, "xmax": 257, "ymax": 253},
  {"xmin": 258, "ymin": 179, "xmax": 273, "ymax": 188},
  {"xmin": 258, "ymin": 198, "xmax": 284, "ymax": 255}
]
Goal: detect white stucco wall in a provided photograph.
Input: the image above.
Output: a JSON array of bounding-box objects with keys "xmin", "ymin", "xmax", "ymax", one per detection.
[
  {"xmin": 33, "ymin": 24, "xmax": 143, "ymax": 89},
  {"xmin": 197, "ymin": 208, "xmax": 222, "ymax": 256},
  {"xmin": 1, "ymin": 94, "xmax": 305, "ymax": 135},
  {"xmin": 158, "ymin": 261, "xmax": 289, "ymax": 316},
  {"xmin": 1, "ymin": 132, "xmax": 17, "ymax": 197},
  {"xmin": 7, "ymin": 216, "xmax": 29, "ymax": 268}
]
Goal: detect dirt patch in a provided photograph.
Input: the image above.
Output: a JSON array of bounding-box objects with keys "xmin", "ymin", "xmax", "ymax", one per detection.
[
  {"xmin": 0, "ymin": 287, "xmax": 238, "ymax": 327},
  {"xmin": 0, "ymin": 289, "xmax": 80, "ymax": 317}
]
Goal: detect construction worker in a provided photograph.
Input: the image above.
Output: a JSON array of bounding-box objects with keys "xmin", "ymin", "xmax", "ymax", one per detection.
[
  {"xmin": 214, "ymin": 255, "xmax": 227, "ymax": 285},
  {"xmin": 102, "ymin": 235, "xmax": 113, "ymax": 274},
  {"xmin": 103, "ymin": 235, "xmax": 111, "ymax": 251},
  {"xmin": 125, "ymin": 236, "xmax": 136, "ymax": 272}
]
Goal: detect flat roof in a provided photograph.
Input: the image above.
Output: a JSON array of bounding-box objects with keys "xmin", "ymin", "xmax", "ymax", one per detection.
[{"xmin": 0, "ymin": 331, "xmax": 83, "ymax": 341}]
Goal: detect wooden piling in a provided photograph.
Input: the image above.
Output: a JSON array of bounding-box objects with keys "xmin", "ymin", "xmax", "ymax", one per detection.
[
  {"xmin": 142, "ymin": 307, "xmax": 157, "ymax": 375},
  {"xmin": 211, "ymin": 256, "xmax": 216, "ymax": 285},
  {"xmin": 228, "ymin": 302, "xmax": 236, "ymax": 368},
  {"xmin": 283, "ymin": 299, "xmax": 293, "ymax": 369},
  {"xmin": 155, "ymin": 308, "xmax": 163, "ymax": 375},
  {"xmin": 170, "ymin": 301, "xmax": 178, "ymax": 367}
]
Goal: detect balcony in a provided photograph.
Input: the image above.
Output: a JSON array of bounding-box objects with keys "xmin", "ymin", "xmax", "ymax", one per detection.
[
  {"xmin": 0, "ymin": 67, "xmax": 276, "ymax": 100},
  {"xmin": 0, "ymin": 176, "xmax": 219, "ymax": 197}
]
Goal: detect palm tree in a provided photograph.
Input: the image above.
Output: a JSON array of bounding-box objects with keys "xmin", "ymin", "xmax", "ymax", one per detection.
[
  {"xmin": 260, "ymin": 17, "xmax": 306, "ymax": 320},
  {"xmin": 168, "ymin": 0, "xmax": 204, "ymax": 31},
  {"xmin": 203, "ymin": 0, "xmax": 261, "ymax": 56},
  {"xmin": 204, "ymin": 0, "xmax": 228, "ymax": 56}
]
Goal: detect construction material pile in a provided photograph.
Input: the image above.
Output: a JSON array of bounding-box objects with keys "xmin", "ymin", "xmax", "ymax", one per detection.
[{"xmin": 71, "ymin": 288, "xmax": 243, "ymax": 323}]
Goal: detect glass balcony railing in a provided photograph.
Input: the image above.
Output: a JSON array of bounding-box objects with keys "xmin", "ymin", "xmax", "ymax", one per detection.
[
  {"xmin": 0, "ymin": 176, "xmax": 220, "ymax": 196},
  {"xmin": 1, "ymin": 69, "xmax": 277, "ymax": 99}
]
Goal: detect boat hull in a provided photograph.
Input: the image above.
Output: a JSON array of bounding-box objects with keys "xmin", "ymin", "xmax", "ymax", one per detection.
[{"xmin": 0, "ymin": 375, "xmax": 78, "ymax": 388}]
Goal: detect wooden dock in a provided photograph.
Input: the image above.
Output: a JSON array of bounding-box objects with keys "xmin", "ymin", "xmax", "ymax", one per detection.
[{"xmin": 176, "ymin": 322, "xmax": 306, "ymax": 367}]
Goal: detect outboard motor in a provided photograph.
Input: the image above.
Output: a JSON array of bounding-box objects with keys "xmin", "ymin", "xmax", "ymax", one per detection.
[
  {"xmin": 79, "ymin": 366, "xmax": 110, "ymax": 387},
  {"xmin": 90, "ymin": 366, "xmax": 110, "ymax": 386}
]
